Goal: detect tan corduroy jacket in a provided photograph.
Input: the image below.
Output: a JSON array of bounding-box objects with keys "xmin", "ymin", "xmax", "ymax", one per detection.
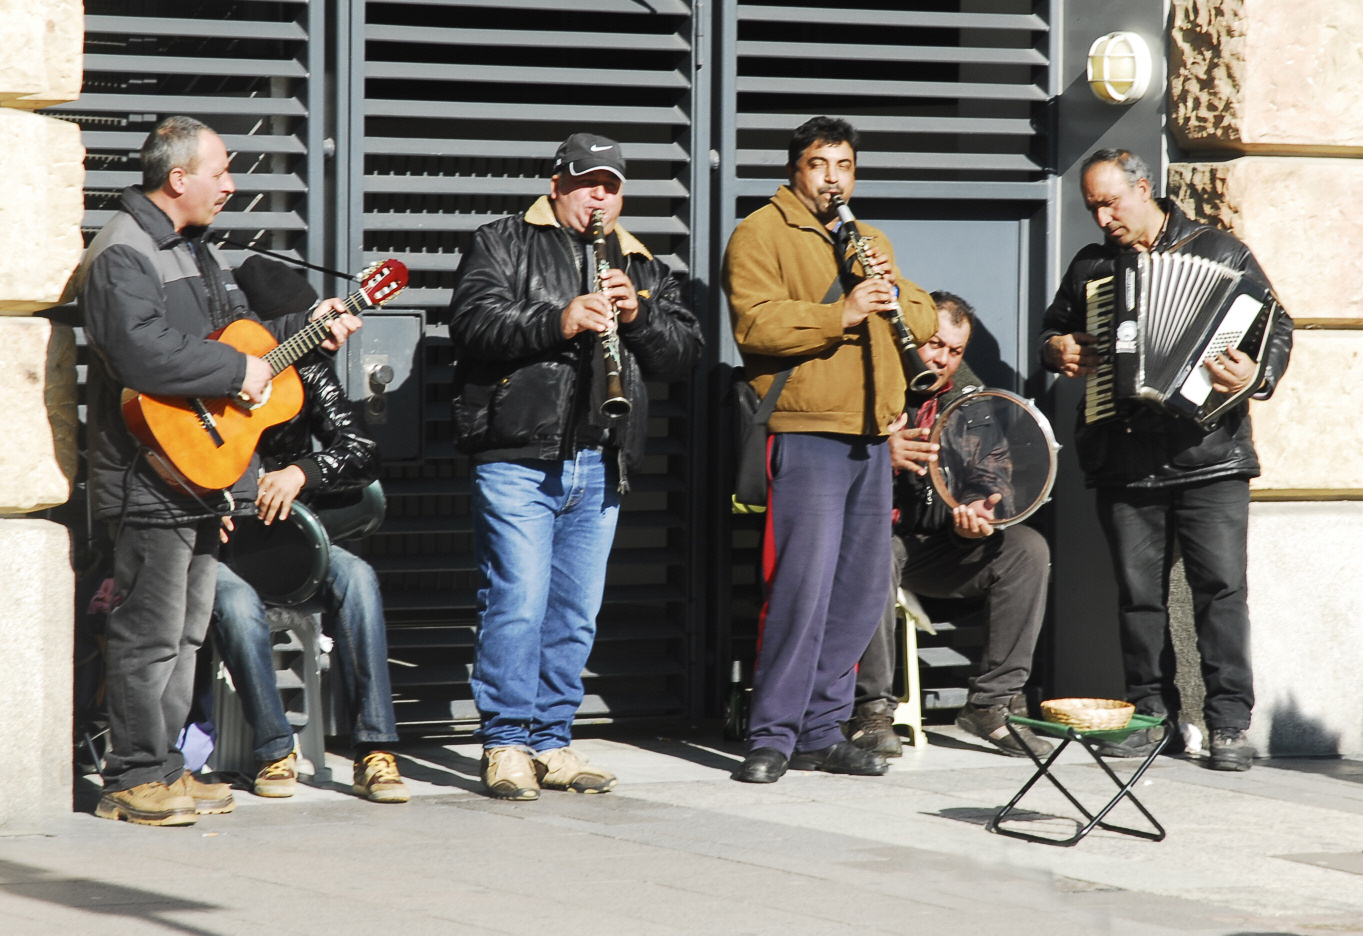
[{"xmin": 723, "ymin": 184, "xmax": 937, "ymax": 435}]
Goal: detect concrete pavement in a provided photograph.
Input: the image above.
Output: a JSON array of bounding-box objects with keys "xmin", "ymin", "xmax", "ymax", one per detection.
[{"xmin": 3, "ymin": 724, "xmax": 1363, "ymax": 935}]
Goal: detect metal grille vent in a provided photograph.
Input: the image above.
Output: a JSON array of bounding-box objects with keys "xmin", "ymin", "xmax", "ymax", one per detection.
[
  {"xmin": 56, "ymin": 0, "xmax": 325, "ymax": 273},
  {"xmin": 723, "ymin": 0, "xmax": 1051, "ymax": 203}
]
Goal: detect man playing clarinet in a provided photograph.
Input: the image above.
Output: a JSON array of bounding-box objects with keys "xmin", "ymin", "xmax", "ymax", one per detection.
[
  {"xmin": 723, "ymin": 116, "xmax": 937, "ymax": 783},
  {"xmin": 1039, "ymin": 148, "xmax": 1293, "ymax": 771},
  {"xmin": 444, "ymin": 133, "xmax": 702, "ymax": 800}
]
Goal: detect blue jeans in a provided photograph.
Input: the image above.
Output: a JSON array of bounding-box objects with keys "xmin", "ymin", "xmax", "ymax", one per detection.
[
  {"xmin": 470, "ymin": 450, "xmax": 619, "ymax": 751},
  {"xmin": 213, "ymin": 545, "xmax": 398, "ymax": 763}
]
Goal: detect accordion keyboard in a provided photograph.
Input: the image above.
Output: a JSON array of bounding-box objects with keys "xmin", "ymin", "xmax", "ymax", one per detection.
[{"xmin": 1084, "ymin": 275, "xmax": 1117, "ymax": 424}]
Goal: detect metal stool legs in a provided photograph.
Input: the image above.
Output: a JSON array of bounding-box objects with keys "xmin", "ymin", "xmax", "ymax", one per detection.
[
  {"xmin": 986, "ymin": 719, "xmax": 1168, "ymax": 847},
  {"xmin": 891, "ymin": 588, "xmax": 927, "ymax": 749}
]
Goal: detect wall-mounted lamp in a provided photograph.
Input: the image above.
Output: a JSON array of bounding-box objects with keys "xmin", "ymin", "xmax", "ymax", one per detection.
[{"xmin": 1087, "ymin": 31, "xmax": 1153, "ymax": 105}]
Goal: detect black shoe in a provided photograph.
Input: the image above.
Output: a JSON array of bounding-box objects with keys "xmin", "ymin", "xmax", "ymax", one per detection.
[
  {"xmin": 733, "ymin": 747, "xmax": 788, "ymax": 783},
  {"xmin": 847, "ymin": 700, "xmax": 903, "ymax": 757},
  {"xmin": 1207, "ymin": 727, "xmax": 1255, "ymax": 772},
  {"xmin": 789, "ymin": 740, "xmax": 888, "ymax": 776},
  {"xmin": 955, "ymin": 702, "xmax": 1054, "ymax": 758},
  {"xmin": 1093, "ymin": 725, "xmax": 1166, "ymax": 759}
]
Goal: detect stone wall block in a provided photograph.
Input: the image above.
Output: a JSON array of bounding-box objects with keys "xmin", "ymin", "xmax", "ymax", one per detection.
[
  {"xmin": 1247, "ymin": 503, "xmax": 1363, "ymax": 757},
  {"xmin": 0, "ymin": 519, "xmax": 72, "ymax": 831},
  {"xmin": 1172, "ymin": 0, "xmax": 1363, "ymax": 152},
  {"xmin": 0, "ymin": 318, "xmax": 77, "ymax": 514},
  {"xmin": 1250, "ymin": 330, "xmax": 1363, "ymax": 492},
  {"xmin": 1169, "ymin": 158, "xmax": 1363, "ymax": 322},
  {"xmin": 0, "ymin": 0, "xmax": 82, "ymax": 109},
  {"xmin": 0, "ymin": 108, "xmax": 84, "ymax": 313}
]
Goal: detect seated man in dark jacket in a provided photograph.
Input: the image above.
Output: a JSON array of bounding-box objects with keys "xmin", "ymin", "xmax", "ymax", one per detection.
[
  {"xmin": 850, "ymin": 293, "xmax": 1052, "ymax": 759},
  {"xmin": 445, "ymin": 134, "xmax": 703, "ymax": 800},
  {"xmin": 1039, "ymin": 148, "xmax": 1293, "ymax": 771},
  {"xmin": 213, "ymin": 258, "xmax": 406, "ymax": 803}
]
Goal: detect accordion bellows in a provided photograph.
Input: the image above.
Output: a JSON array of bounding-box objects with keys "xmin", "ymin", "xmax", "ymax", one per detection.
[{"xmin": 1085, "ymin": 251, "xmax": 1278, "ymax": 429}]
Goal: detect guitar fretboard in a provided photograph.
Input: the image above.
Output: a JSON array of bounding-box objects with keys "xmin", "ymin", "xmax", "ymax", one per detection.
[{"xmin": 262, "ymin": 289, "xmax": 372, "ymax": 375}]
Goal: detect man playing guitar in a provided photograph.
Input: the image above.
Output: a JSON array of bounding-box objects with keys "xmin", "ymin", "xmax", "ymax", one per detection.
[{"xmin": 76, "ymin": 116, "xmax": 360, "ymax": 825}]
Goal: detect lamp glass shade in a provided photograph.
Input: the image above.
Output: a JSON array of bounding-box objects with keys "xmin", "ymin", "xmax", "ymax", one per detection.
[{"xmin": 1086, "ymin": 31, "xmax": 1153, "ymax": 105}]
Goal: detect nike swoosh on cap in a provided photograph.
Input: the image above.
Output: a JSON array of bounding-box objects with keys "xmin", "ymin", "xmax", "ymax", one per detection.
[{"xmin": 590, "ymin": 144, "xmax": 613, "ymax": 152}]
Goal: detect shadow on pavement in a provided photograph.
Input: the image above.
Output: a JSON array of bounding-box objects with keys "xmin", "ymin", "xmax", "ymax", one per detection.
[{"xmin": 0, "ymin": 857, "xmax": 223, "ymax": 936}]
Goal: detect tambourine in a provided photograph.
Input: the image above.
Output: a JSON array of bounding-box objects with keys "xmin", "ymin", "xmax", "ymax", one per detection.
[
  {"xmin": 222, "ymin": 500, "xmax": 331, "ymax": 607},
  {"xmin": 926, "ymin": 388, "xmax": 1060, "ymax": 529}
]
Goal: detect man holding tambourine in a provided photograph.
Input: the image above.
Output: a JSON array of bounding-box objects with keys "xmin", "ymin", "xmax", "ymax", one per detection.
[{"xmin": 848, "ymin": 293, "xmax": 1054, "ymax": 760}]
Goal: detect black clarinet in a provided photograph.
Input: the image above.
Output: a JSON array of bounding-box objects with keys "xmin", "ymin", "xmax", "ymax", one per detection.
[
  {"xmin": 830, "ymin": 195, "xmax": 938, "ymax": 395},
  {"xmin": 589, "ymin": 209, "xmax": 632, "ymax": 418}
]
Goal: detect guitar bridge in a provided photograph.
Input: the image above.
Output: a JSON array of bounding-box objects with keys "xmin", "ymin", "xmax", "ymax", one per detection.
[{"xmin": 191, "ymin": 398, "xmax": 226, "ymax": 448}]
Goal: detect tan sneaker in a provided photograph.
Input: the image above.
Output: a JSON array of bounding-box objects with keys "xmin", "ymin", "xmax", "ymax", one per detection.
[
  {"xmin": 353, "ymin": 751, "xmax": 410, "ymax": 803},
  {"xmin": 167, "ymin": 770, "xmax": 236, "ymax": 814},
  {"xmin": 533, "ymin": 746, "xmax": 616, "ymax": 794},
  {"xmin": 482, "ymin": 746, "xmax": 539, "ymax": 800},
  {"xmin": 95, "ymin": 781, "xmax": 198, "ymax": 826},
  {"xmin": 254, "ymin": 752, "xmax": 298, "ymax": 798}
]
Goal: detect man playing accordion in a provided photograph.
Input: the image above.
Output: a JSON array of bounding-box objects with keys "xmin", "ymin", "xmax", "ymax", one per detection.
[{"xmin": 1038, "ymin": 148, "xmax": 1294, "ymax": 771}]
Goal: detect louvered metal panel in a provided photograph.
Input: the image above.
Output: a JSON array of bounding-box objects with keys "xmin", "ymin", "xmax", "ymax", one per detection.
[
  {"xmin": 54, "ymin": 1, "xmax": 325, "ymax": 277},
  {"xmin": 346, "ymin": 0, "xmax": 707, "ymax": 731},
  {"xmin": 718, "ymin": 0, "xmax": 1051, "ymax": 198}
]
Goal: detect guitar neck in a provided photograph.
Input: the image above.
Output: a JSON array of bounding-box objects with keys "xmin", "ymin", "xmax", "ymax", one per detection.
[{"xmin": 262, "ymin": 289, "xmax": 370, "ymax": 375}]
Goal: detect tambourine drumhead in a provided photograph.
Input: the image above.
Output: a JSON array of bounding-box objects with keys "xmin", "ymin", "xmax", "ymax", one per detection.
[
  {"xmin": 221, "ymin": 500, "xmax": 330, "ymax": 607},
  {"xmin": 926, "ymin": 388, "xmax": 1059, "ymax": 529}
]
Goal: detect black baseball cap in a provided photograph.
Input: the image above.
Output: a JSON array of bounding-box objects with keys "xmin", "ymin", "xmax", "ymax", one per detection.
[{"xmin": 552, "ymin": 133, "xmax": 626, "ymax": 182}]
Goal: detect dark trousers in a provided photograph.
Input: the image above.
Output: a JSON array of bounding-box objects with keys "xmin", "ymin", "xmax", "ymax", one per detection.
[
  {"xmin": 858, "ymin": 525, "xmax": 1050, "ymax": 709},
  {"xmin": 749, "ymin": 433, "xmax": 891, "ymax": 757},
  {"xmin": 1095, "ymin": 478, "xmax": 1253, "ymax": 730},
  {"xmin": 103, "ymin": 519, "xmax": 220, "ymax": 792}
]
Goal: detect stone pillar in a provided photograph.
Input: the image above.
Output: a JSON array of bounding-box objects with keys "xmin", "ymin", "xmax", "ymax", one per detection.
[
  {"xmin": 1170, "ymin": 0, "xmax": 1363, "ymax": 756},
  {"xmin": 0, "ymin": 317, "xmax": 78, "ymax": 513},
  {"xmin": 0, "ymin": 520, "xmax": 74, "ymax": 831},
  {"xmin": 0, "ymin": 0, "xmax": 83, "ymax": 832},
  {"xmin": 0, "ymin": 108, "xmax": 85, "ymax": 312}
]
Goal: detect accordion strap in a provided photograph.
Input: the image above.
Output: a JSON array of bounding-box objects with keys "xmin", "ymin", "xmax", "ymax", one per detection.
[{"xmin": 1163, "ymin": 227, "xmax": 1210, "ymax": 254}]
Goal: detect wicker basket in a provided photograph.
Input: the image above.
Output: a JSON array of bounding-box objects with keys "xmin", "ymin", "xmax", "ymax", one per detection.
[{"xmin": 1040, "ymin": 698, "xmax": 1135, "ymax": 731}]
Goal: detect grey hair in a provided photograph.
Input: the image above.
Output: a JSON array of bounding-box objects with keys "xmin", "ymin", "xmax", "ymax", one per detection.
[
  {"xmin": 1081, "ymin": 148, "xmax": 1153, "ymax": 188},
  {"xmin": 929, "ymin": 289, "xmax": 976, "ymax": 333},
  {"xmin": 141, "ymin": 116, "xmax": 211, "ymax": 190}
]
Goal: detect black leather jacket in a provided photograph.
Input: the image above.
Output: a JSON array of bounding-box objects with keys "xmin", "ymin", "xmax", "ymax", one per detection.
[
  {"xmin": 442, "ymin": 197, "xmax": 703, "ymax": 487},
  {"xmin": 1038, "ymin": 200, "xmax": 1293, "ymax": 489},
  {"xmin": 258, "ymin": 359, "xmax": 379, "ymax": 504}
]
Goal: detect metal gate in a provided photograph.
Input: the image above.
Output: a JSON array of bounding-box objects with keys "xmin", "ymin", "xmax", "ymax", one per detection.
[{"xmin": 55, "ymin": 0, "xmax": 1057, "ymax": 731}]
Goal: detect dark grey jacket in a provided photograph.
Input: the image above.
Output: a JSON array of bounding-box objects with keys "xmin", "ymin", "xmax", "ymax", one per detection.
[
  {"xmin": 77, "ymin": 186, "xmax": 307, "ymax": 524},
  {"xmin": 1038, "ymin": 200, "xmax": 1294, "ymax": 489}
]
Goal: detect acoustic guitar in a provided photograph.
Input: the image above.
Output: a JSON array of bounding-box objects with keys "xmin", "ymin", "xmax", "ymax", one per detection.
[{"xmin": 122, "ymin": 258, "xmax": 408, "ymax": 494}]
